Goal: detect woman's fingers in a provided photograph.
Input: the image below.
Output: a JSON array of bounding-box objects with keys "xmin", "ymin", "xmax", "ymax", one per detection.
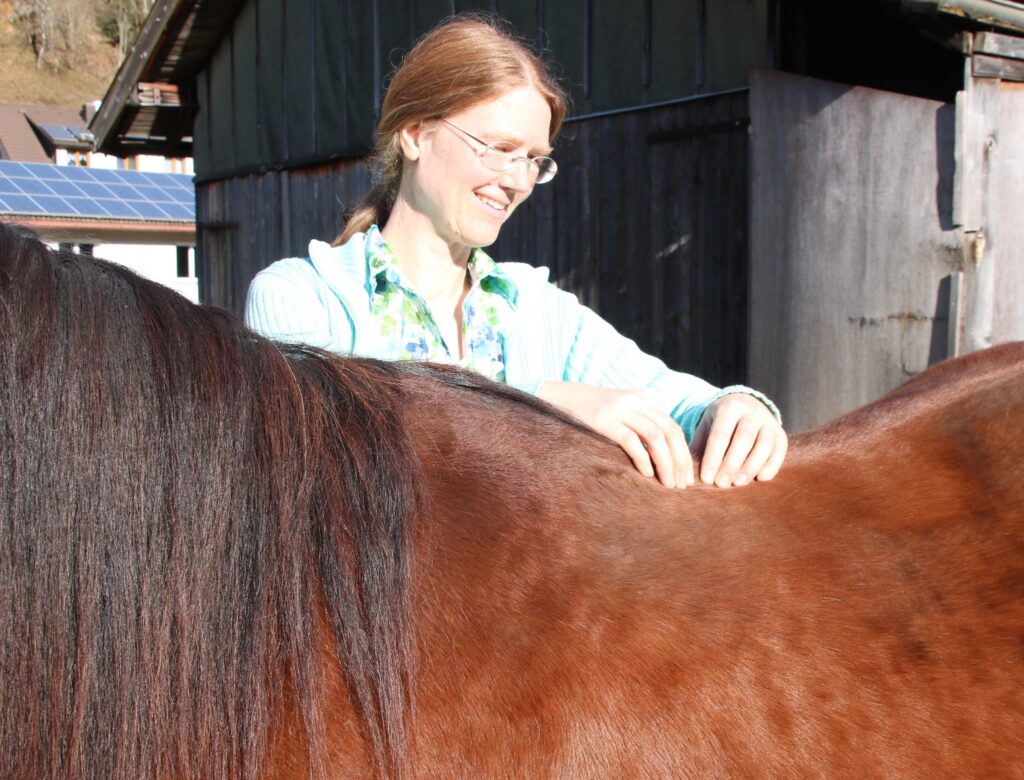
[
  {"xmin": 696, "ymin": 402, "xmax": 739, "ymax": 486},
  {"xmin": 619, "ymin": 406, "xmax": 693, "ymax": 488},
  {"xmin": 696, "ymin": 393, "xmax": 787, "ymax": 487},
  {"xmin": 731, "ymin": 424, "xmax": 777, "ymax": 486},
  {"xmin": 615, "ymin": 427, "xmax": 656, "ymax": 480},
  {"xmin": 666, "ymin": 415, "xmax": 696, "ymax": 487},
  {"xmin": 709, "ymin": 413, "xmax": 761, "ymax": 487},
  {"xmin": 537, "ymin": 382, "xmax": 693, "ymax": 488},
  {"xmin": 754, "ymin": 427, "xmax": 788, "ymax": 482},
  {"xmin": 538, "ymin": 384, "xmax": 787, "ymax": 489}
]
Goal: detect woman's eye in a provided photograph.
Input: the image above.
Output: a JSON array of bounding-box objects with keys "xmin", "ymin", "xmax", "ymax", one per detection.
[{"xmin": 489, "ymin": 143, "xmax": 517, "ymax": 154}]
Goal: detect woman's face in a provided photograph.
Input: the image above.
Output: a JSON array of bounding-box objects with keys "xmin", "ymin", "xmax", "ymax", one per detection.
[{"xmin": 398, "ymin": 86, "xmax": 553, "ymax": 251}]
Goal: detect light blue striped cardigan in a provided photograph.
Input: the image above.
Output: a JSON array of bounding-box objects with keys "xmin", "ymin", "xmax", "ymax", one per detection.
[{"xmin": 244, "ymin": 232, "xmax": 779, "ymax": 441}]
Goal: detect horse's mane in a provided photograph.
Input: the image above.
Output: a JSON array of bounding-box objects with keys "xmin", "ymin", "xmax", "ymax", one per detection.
[{"xmin": 0, "ymin": 226, "xmax": 416, "ymax": 779}]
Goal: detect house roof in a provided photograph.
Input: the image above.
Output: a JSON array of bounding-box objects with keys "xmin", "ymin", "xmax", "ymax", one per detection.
[
  {"xmin": 0, "ymin": 104, "xmax": 87, "ymax": 163},
  {"xmin": 0, "ymin": 161, "xmax": 194, "ymax": 221},
  {"xmin": 90, "ymin": 0, "xmax": 246, "ymax": 157},
  {"xmin": 0, "ymin": 160, "xmax": 196, "ymax": 245}
]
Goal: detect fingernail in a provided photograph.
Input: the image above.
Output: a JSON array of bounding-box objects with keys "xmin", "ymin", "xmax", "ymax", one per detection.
[
  {"xmin": 734, "ymin": 474, "xmax": 749, "ymax": 487},
  {"xmin": 716, "ymin": 474, "xmax": 732, "ymax": 488}
]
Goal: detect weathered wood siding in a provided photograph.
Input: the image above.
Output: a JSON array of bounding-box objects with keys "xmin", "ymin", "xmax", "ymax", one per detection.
[
  {"xmin": 957, "ymin": 74, "xmax": 1024, "ymax": 352},
  {"xmin": 197, "ymin": 158, "xmax": 373, "ymax": 314},
  {"xmin": 748, "ymin": 69, "xmax": 963, "ymax": 433},
  {"xmin": 493, "ymin": 90, "xmax": 752, "ymax": 386},
  {"xmin": 198, "ymin": 90, "xmax": 752, "ymax": 386}
]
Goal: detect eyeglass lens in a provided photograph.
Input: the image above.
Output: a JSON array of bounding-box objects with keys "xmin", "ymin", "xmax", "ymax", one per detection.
[{"xmin": 482, "ymin": 147, "xmax": 557, "ymax": 183}]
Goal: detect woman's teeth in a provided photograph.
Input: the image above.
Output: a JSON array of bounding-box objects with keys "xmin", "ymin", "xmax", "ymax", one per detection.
[{"xmin": 477, "ymin": 194, "xmax": 507, "ymax": 212}]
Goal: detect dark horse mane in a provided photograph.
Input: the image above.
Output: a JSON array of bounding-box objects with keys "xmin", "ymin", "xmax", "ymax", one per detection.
[
  {"xmin": 4, "ymin": 224, "xmax": 1024, "ymax": 778},
  {"xmin": 0, "ymin": 226, "xmax": 430, "ymax": 778}
]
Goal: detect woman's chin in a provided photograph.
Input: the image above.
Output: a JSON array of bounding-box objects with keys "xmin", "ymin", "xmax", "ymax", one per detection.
[{"xmin": 459, "ymin": 225, "xmax": 503, "ymax": 249}]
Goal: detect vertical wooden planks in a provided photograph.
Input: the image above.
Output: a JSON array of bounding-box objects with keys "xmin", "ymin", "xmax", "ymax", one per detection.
[
  {"xmin": 748, "ymin": 69, "xmax": 963, "ymax": 432},
  {"xmin": 492, "ymin": 90, "xmax": 751, "ymax": 385}
]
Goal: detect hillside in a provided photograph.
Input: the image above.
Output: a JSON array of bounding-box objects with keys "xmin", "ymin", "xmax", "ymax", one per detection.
[{"xmin": 0, "ymin": 1, "xmax": 119, "ymax": 110}]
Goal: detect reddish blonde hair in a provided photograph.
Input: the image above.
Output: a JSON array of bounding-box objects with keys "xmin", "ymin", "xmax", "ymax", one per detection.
[{"xmin": 335, "ymin": 16, "xmax": 568, "ymax": 245}]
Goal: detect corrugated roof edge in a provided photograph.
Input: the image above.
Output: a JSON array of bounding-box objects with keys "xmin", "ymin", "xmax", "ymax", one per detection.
[{"xmin": 902, "ymin": 0, "xmax": 1024, "ymax": 34}]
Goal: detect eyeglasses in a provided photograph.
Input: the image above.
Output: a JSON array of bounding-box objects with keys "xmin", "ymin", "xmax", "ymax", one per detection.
[{"xmin": 441, "ymin": 119, "xmax": 558, "ymax": 184}]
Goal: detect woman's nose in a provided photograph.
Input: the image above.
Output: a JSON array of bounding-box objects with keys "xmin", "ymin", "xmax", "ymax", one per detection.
[{"xmin": 498, "ymin": 160, "xmax": 536, "ymax": 193}]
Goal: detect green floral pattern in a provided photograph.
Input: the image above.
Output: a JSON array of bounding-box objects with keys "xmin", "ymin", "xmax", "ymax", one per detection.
[{"xmin": 365, "ymin": 226, "xmax": 516, "ymax": 381}]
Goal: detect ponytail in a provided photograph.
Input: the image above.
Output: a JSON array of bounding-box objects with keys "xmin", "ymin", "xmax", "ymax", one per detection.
[
  {"xmin": 333, "ymin": 180, "xmax": 397, "ymax": 246},
  {"xmin": 333, "ymin": 133, "xmax": 403, "ymax": 246}
]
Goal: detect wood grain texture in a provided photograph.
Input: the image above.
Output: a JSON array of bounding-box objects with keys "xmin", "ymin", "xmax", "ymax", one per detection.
[{"xmin": 749, "ymin": 69, "xmax": 963, "ymax": 432}]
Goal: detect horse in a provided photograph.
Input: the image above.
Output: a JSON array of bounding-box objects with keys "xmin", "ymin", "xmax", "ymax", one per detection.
[{"xmin": 2, "ymin": 223, "xmax": 1023, "ymax": 780}]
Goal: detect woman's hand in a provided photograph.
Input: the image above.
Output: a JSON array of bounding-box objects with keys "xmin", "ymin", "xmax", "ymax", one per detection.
[
  {"xmin": 537, "ymin": 383, "xmax": 787, "ymax": 489},
  {"xmin": 537, "ymin": 382, "xmax": 694, "ymax": 488},
  {"xmin": 689, "ymin": 393, "xmax": 788, "ymax": 487}
]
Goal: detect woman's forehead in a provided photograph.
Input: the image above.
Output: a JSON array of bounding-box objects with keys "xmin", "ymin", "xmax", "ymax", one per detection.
[{"xmin": 447, "ymin": 87, "xmax": 553, "ymax": 149}]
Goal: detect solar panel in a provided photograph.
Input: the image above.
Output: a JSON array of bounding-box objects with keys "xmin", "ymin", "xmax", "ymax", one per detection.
[
  {"xmin": 38, "ymin": 124, "xmax": 82, "ymax": 143},
  {"xmin": 0, "ymin": 161, "xmax": 194, "ymax": 222}
]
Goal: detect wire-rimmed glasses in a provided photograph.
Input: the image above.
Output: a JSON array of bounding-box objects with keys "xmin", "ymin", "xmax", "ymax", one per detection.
[{"xmin": 441, "ymin": 119, "xmax": 558, "ymax": 184}]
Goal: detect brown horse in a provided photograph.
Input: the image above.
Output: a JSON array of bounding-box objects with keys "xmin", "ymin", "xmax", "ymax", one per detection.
[{"xmin": 2, "ymin": 224, "xmax": 1023, "ymax": 779}]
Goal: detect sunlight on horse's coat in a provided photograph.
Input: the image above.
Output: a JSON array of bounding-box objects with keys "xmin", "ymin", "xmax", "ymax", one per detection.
[{"xmin": 2, "ymin": 225, "xmax": 1023, "ymax": 778}]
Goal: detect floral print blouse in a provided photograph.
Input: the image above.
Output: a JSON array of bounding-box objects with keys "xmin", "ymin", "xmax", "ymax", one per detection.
[{"xmin": 365, "ymin": 225, "xmax": 516, "ymax": 381}]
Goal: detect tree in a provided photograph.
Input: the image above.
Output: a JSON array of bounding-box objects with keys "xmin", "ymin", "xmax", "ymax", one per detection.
[
  {"xmin": 95, "ymin": 0, "xmax": 153, "ymax": 63},
  {"xmin": 11, "ymin": 0, "xmax": 92, "ymax": 71}
]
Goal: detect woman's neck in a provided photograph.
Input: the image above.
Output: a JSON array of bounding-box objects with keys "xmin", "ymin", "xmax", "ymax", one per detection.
[
  {"xmin": 380, "ymin": 203, "xmax": 472, "ymax": 359},
  {"xmin": 380, "ymin": 204, "xmax": 471, "ymax": 307}
]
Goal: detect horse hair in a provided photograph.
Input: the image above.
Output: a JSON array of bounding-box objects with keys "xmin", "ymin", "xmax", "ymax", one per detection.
[{"xmin": 0, "ymin": 226, "xmax": 415, "ymax": 779}]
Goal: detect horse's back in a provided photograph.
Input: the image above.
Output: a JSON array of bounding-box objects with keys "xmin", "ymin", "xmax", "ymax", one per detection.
[{"xmin": 388, "ymin": 346, "xmax": 1024, "ymax": 777}]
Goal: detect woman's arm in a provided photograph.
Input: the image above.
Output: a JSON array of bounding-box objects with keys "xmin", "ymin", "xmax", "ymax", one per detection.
[{"xmin": 529, "ymin": 284, "xmax": 786, "ymax": 488}]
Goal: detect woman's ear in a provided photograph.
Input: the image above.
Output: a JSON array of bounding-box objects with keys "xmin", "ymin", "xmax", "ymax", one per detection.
[{"xmin": 398, "ymin": 123, "xmax": 425, "ymax": 161}]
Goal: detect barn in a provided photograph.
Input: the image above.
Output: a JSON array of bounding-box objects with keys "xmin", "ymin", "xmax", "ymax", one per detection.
[{"xmin": 90, "ymin": 0, "xmax": 1024, "ymax": 431}]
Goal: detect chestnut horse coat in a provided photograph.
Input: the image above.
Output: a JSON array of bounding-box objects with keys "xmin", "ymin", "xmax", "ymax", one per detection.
[
  {"xmin": 315, "ymin": 344, "xmax": 1024, "ymax": 778},
  {"xmin": 2, "ymin": 225, "xmax": 1022, "ymax": 779}
]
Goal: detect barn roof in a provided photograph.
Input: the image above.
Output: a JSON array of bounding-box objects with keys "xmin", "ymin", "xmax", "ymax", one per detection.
[
  {"xmin": 90, "ymin": 0, "xmax": 246, "ymax": 158},
  {"xmin": 91, "ymin": 0, "xmax": 1024, "ymax": 160}
]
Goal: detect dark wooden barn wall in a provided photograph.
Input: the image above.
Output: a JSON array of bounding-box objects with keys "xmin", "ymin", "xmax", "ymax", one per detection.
[
  {"xmin": 197, "ymin": 157, "xmax": 373, "ymax": 314},
  {"xmin": 198, "ymin": 90, "xmax": 751, "ymax": 387},
  {"xmin": 493, "ymin": 91, "xmax": 751, "ymax": 387},
  {"xmin": 193, "ymin": 0, "xmax": 771, "ymax": 183}
]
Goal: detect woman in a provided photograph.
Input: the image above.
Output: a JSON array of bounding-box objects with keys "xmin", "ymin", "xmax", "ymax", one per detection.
[{"xmin": 245, "ymin": 16, "xmax": 787, "ymax": 489}]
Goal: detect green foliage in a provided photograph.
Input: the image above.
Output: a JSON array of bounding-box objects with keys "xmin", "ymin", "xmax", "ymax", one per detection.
[{"xmin": 94, "ymin": 0, "xmax": 152, "ymax": 61}]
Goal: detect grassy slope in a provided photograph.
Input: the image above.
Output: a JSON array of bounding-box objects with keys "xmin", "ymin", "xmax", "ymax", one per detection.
[{"xmin": 0, "ymin": 1, "xmax": 119, "ymax": 109}]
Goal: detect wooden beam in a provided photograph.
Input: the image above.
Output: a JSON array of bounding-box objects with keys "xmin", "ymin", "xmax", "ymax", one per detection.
[
  {"xmin": 974, "ymin": 31, "xmax": 1024, "ymax": 60},
  {"xmin": 973, "ymin": 53, "xmax": 1024, "ymax": 80},
  {"xmin": 90, "ymin": 0, "xmax": 193, "ymax": 152},
  {"xmin": 2, "ymin": 216, "xmax": 195, "ymax": 246}
]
